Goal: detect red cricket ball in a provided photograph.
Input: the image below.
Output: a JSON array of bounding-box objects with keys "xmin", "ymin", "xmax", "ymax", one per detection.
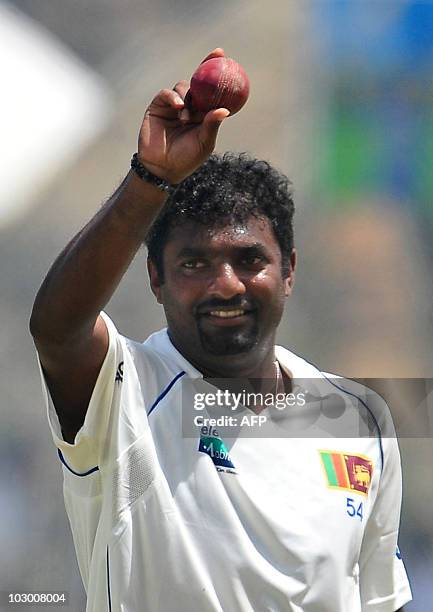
[{"xmin": 187, "ymin": 57, "xmax": 250, "ymax": 115}]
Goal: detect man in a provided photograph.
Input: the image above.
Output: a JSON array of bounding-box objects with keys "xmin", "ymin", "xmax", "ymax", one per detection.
[{"xmin": 30, "ymin": 49, "xmax": 411, "ymax": 611}]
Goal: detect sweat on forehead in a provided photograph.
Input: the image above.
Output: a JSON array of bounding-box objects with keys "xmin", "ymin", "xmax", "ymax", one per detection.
[
  {"xmin": 165, "ymin": 214, "xmax": 265, "ymax": 243},
  {"xmin": 164, "ymin": 216, "xmax": 274, "ymax": 250}
]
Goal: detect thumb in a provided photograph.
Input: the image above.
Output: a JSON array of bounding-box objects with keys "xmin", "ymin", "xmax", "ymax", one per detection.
[{"xmin": 199, "ymin": 108, "xmax": 230, "ymax": 152}]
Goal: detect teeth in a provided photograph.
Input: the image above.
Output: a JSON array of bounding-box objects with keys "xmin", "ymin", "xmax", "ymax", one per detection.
[{"xmin": 209, "ymin": 309, "xmax": 245, "ymax": 318}]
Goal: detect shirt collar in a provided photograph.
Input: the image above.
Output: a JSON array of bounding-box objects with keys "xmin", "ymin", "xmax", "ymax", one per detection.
[
  {"xmin": 144, "ymin": 328, "xmax": 203, "ymax": 379},
  {"xmin": 144, "ymin": 329, "xmax": 322, "ymax": 382}
]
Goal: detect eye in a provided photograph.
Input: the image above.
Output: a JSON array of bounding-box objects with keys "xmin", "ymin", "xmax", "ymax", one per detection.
[
  {"xmin": 181, "ymin": 259, "xmax": 207, "ymax": 269},
  {"xmin": 241, "ymin": 254, "xmax": 266, "ymax": 266}
]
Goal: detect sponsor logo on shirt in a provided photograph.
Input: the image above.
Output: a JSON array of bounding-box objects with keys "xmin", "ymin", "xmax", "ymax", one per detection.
[
  {"xmin": 198, "ymin": 426, "xmax": 236, "ymax": 473},
  {"xmin": 320, "ymin": 450, "xmax": 373, "ymax": 496}
]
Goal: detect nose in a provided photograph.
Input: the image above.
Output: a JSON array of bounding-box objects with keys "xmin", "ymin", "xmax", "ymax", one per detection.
[{"xmin": 208, "ymin": 263, "xmax": 246, "ymax": 299}]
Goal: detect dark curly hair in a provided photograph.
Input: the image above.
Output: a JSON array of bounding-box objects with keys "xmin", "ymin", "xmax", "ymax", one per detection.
[{"xmin": 145, "ymin": 152, "xmax": 295, "ymax": 281}]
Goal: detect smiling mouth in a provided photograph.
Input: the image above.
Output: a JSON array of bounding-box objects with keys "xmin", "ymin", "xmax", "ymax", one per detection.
[
  {"xmin": 199, "ymin": 308, "xmax": 255, "ymax": 326},
  {"xmin": 208, "ymin": 309, "xmax": 246, "ymax": 318}
]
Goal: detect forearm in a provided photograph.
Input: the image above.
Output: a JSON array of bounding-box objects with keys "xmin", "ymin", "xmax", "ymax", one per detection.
[{"xmin": 30, "ymin": 169, "xmax": 166, "ymax": 345}]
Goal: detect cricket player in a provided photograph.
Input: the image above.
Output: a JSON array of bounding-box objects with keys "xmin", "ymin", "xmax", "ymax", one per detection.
[{"xmin": 30, "ymin": 48, "xmax": 412, "ymax": 611}]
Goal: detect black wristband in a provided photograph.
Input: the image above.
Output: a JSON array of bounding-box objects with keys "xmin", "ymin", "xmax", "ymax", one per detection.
[{"xmin": 130, "ymin": 153, "xmax": 176, "ymax": 195}]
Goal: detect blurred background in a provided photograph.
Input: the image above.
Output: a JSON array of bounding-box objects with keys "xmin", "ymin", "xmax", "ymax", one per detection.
[{"xmin": 1, "ymin": 0, "xmax": 432, "ymax": 609}]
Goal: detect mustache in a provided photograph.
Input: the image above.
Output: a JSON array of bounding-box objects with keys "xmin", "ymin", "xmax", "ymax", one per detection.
[{"xmin": 196, "ymin": 297, "xmax": 256, "ymax": 314}]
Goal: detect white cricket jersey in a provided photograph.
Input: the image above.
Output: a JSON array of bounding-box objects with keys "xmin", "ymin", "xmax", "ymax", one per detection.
[{"xmin": 38, "ymin": 312, "xmax": 412, "ymax": 611}]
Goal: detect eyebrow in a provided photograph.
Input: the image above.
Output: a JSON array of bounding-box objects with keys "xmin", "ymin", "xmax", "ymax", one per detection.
[{"xmin": 175, "ymin": 243, "xmax": 269, "ymax": 259}]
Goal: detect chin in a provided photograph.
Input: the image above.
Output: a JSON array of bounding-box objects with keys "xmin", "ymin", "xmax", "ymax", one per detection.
[{"xmin": 199, "ymin": 328, "xmax": 259, "ymax": 356}]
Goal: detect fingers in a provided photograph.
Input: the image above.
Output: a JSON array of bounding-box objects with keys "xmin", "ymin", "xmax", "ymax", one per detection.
[
  {"xmin": 179, "ymin": 97, "xmax": 206, "ymax": 124},
  {"xmin": 200, "ymin": 47, "xmax": 225, "ymax": 65},
  {"xmin": 173, "ymin": 80, "xmax": 189, "ymax": 99},
  {"xmin": 153, "ymin": 88, "xmax": 185, "ymax": 109},
  {"xmin": 205, "ymin": 108, "xmax": 230, "ymax": 123},
  {"xmin": 147, "ymin": 61, "xmax": 229, "ymax": 127},
  {"xmin": 199, "ymin": 108, "xmax": 230, "ymax": 151},
  {"xmin": 171, "ymin": 81, "xmax": 190, "ymax": 123},
  {"xmin": 148, "ymin": 84, "xmax": 205, "ymax": 125},
  {"xmin": 150, "ymin": 48, "xmax": 225, "ymax": 112}
]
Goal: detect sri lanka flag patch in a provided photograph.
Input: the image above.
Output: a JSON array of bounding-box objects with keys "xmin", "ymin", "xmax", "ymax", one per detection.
[{"xmin": 320, "ymin": 451, "xmax": 373, "ymax": 496}]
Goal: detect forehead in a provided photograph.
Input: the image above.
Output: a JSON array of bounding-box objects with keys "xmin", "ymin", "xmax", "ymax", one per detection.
[{"xmin": 165, "ymin": 216, "xmax": 279, "ymax": 253}]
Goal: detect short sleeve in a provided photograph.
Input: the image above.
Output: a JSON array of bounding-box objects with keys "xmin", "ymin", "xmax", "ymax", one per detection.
[
  {"xmin": 359, "ymin": 435, "xmax": 412, "ymax": 610},
  {"xmin": 37, "ymin": 311, "xmax": 123, "ymax": 474}
]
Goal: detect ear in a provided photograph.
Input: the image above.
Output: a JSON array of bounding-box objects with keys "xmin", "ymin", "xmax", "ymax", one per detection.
[
  {"xmin": 147, "ymin": 257, "xmax": 163, "ymax": 304},
  {"xmin": 283, "ymin": 248, "xmax": 297, "ymax": 297}
]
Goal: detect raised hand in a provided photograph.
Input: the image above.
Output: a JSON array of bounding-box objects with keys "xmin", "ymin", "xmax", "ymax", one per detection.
[{"xmin": 137, "ymin": 48, "xmax": 230, "ymax": 185}]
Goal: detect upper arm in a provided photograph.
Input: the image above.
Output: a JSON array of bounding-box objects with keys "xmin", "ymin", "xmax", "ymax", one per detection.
[{"xmin": 34, "ymin": 314, "xmax": 109, "ymax": 442}]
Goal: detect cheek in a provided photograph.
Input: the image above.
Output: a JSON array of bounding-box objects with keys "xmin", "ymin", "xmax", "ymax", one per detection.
[
  {"xmin": 249, "ymin": 271, "xmax": 286, "ymax": 299},
  {"xmin": 161, "ymin": 278, "xmax": 202, "ymax": 310}
]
